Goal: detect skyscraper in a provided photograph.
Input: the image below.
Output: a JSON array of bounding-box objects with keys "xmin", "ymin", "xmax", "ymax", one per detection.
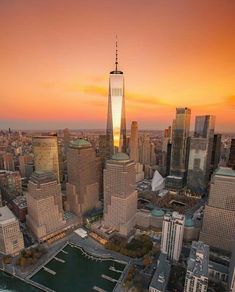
[
  {"xmin": 32, "ymin": 135, "xmax": 60, "ymax": 182},
  {"xmin": 184, "ymin": 241, "xmax": 209, "ymax": 292},
  {"xmin": 200, "ymin": 167, "xmax": 235, "ymax": 252},
  {"xmin": 228, "ymin": 139, "xmax": 235, "ymax": 170},
  {"xmin": 3, "ymin": 153, "xmax": 15, "ymax": 171},
  {"xmin": 170, "ymin": 108, "xmax": 191, "ymax": 179},
  {"xmin": 103, "ymin": 153, "xmax": 137, "ymax": 236},
  {"xmin": 187, "ymin": 115, "xmax": 215, "ymax": 195},
  {"xmin": 162, "ymin": 126, "xmax": 172, "ymax": 176},
  {"xmin": 66, "ymin": 139, "xmax": 100, "ymax": 218},
  {"xmin": 26, "ymin": 171, "xmax": 65, "ymax": 241},
  {"xmin": 210, "ymin": 134, "xmax": 221, "ymax": 172},
  {"xmin": 129, "ymin": 121, "xmax": 139, "ymax": 162},
  {"xmin": 161, "ymin": 211, "xmax": 185, "ymax": 261},
  {"xmin": 106, "ymin": 38, "xmax": 126, "ymax": 157}
]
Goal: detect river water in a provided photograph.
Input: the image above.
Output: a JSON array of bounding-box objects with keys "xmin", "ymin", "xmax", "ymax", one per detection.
[{"xmin": 0, "ymin": 244, "xmax": 126, "ymax": 292}]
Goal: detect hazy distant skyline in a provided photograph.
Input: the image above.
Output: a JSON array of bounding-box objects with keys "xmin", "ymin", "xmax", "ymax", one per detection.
[{"xmin": 1, "ymin": 0, "xmax": 235, "ymax": 131}]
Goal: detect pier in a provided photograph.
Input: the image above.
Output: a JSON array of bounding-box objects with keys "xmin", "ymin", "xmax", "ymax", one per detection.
[
  {"xmin": 43, "ymin": 266, "xmax": 56, "ymax": 275},
  {"xmin": 54, "ymin": 256, "xmax": 65, "ymax": 263},
  {"xmin": 109, "ymin": 266, "xmax": 123, "ymax": 273},
  {"xmin": 93, "ymin": 286, "xmax": 107, "ymax": 292},
  {"xmin": 61, "ymin": 249, "xmax": 68, "ymax": 254},
  {"xmin": 101, "ymin": 274, "xmax": 118, "ymax": 283}
]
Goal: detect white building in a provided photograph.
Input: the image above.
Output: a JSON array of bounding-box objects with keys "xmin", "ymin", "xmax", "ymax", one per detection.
[
  {"xmin": 161, "ymin": 212, "xmax": 185, "ymax": 261},
  {"xmin": 0, "ymin": 206, "xmax": 24, "ymax": 255},
  {"xmin": 184, "ymin": 241, "xmax": 209, "ymax": 292},
  {"xmin": 151, "ymin": 170, "xmax": 165, "ymax": 192}
]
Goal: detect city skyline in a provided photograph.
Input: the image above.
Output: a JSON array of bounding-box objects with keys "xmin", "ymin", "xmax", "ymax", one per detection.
[{"xmin": 1, "ymin": 0, "xmax": 235, "ymax": 131}]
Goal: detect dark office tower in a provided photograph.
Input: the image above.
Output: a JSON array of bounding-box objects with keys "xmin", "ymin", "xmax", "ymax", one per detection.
[
  {"xmin": 162, "ymin": 126, "xmax": 172, "ymax": 176},
  {"xmin": 228, "ymin": 139, "xmax": 235, "ymax": 170},
  {"xmin": 211, "ymin": 134, "xmax": 221, "ymax": 172},
  {"xmin": 106, "ymin": 38, "xmax": 126, "ymax": 158},
  {"xmin": 170, "ymin": 108, "xmax": 191, "ymax": 179},
  {"xmin": 66, "ymin": 139, "xmax": 100, "ymax": 218},
  {"xmin": 187, "ymin": 115, "xmax": 215, "ymax": 195},
  {"xmin": 98, "ymin": 135, "xmax": 107, "ymax": 167},
  {"xmin": 63, "ymin": 128, "xmax": 71, "ymax": 154}
]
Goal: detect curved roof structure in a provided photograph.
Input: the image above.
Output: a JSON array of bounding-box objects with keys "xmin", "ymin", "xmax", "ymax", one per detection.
[
  {"xmin": 69, "ymin": 139, "xmax": 92, "ymax": 148},
  {"xmin": 151, "ymin": 209, "xmax": 165, "ymax": 217},
  {"xmin": 151, "ymin": 170, "xmax": 165, "ymax": 192},
  {"xmin": 185, "ymin": 217, "xmax": 194, "ymax": 227},
  {"xmin": 111, "ymin": 152, "xmax": 129, "ymax": 161}
]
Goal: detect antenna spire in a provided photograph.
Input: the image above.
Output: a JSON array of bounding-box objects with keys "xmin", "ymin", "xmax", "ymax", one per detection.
[{"xmin": 115, "ymin": 34, "xmax": 118, "ymax": 71}]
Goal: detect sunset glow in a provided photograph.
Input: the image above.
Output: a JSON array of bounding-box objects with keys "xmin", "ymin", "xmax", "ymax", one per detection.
[{"xmin": 0, "ymin": 0, "xmax": 235, "ymax": 131}]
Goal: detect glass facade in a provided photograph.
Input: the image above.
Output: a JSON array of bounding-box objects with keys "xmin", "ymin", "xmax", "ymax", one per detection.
[
  {"xmin": 170, "ymin": 107, "xmax": 191, "ymax": 178},
  {"xmin": 187, "ymin": 115, "xmax": 215, "ymax": 195},
  {"xmin": 106, "ymin": 70, "xmax": 126, "ymax": 157}
]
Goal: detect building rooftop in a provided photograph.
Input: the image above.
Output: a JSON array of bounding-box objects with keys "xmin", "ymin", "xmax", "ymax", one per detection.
[
  {"xmin": 164, "ymin": 211, "xmax": 185, "ymax": 222},
  {"xmin": 215, "ymin": 167, "xmax": 235, "ymax": 178},
  {"xmin": 30, "ymin": 171, "xmax": 57, "ymax": 185},
  {"xmin": 111, "ymin": 152, "xmax": 129, "ymax": 161},
  {"xmin": 187, "ymin": 241, "xmax": 209, "ymax": 278},
  {"xmin": 149, "ymin": 253, "xmax": 171, "ymax": 291},
  {"xmin": 69, "ymin": 139, "xmax": 92, "ymax": 149},
  {"xmin": 13, "ymin": 196, "xmax": 27, "ymax": 209},
  {"xmin": 0, "ymin": 206, "xmax": 16, "ymax": 225}
]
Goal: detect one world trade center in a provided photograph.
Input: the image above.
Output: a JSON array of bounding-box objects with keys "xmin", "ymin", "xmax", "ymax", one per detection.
[{"xmin": 106, "ymin": 38, "xmax": 126, "ymax": 157}]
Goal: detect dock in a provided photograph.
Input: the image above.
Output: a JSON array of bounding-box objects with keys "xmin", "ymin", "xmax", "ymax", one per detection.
[
  {"xmin": 43, "ymin": 266, "xmax": 56, "ymax": 275},
  {"xmin": 101, "ymin": 274, "xmax": 118, "ymax": 283},
  {"xmin": 54, "ymin": 256, "xmax": 65, "ymax": 263},
  {"xmin": 93, "ymin": 286, "xmax": 107, "ymax": 292},
  {"xmin": 61, "ymin": 249, "xmax": 68, "ymax": 254},
  {"xmin": 109, "ymin": 266, "xmax": 123, "ymax": 273}
]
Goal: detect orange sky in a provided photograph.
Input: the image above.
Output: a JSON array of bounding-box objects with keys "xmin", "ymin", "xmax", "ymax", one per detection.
[{"xmin": 0, "ymin": 0, "xmax": 235, "ymax": 131}]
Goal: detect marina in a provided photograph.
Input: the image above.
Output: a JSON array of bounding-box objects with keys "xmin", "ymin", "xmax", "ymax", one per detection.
[{"xmin": 30, "ymin": 243, "xmax": 126, "ymax": 292}]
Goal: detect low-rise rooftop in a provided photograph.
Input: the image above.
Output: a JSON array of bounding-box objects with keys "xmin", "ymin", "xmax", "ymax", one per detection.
[
  {"xmin": 0, "ymin": 206, "xmax": 16, "ymax": 225},
  {"xmin": 149, "ymin": 253, "xmax": 171, "ymax": 291},
  {"xmin": 215, "ymin": 167, "xmax": 235, "ymax": 177},
  {"xmin": 187, "ymin": 241, "xmax": 209, "ymax": 278}
]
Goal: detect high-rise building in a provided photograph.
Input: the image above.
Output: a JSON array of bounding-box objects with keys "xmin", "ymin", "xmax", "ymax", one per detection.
[
  {"xmin": 228, "ymin": 139, "xmax": 235, "ymax": 170},
  {"xmin": 130, "ymin": 121, "xmax": 139, "ymax": 162},
  {"xmin": 63, "ymin": 128, "xmax": 71, "ymax": 154},
  {"xmin": 161, "ymin": 211, "xmax": 185, "ymax": 261},
  {"xmin": 32, "ymin": 135, "xmax": 60, "ymax": 182},
  {"xmin": 19, "ymin": 154, "xmax": 33, "ymax": 178},
  {"xmin": 106, "ymin": 39, "xmax": 126, "ymax": 157},
  {"xmin": 66, "ymin": 139, "xmax": 100, "ymax": 218},
  {"xmin": 103, "ymin": 153, "xmax": 137, "ymax": 236},
  {"xmin": 210, "ymin": 134, "xmax": 221, "ymax": 172},
  {"xmin": 0, "ymin": 170, "xmax": 22, "ymax": 195},
  {"xmin": 187, "ymin": 115, "xmax": 215, "ymax": 195},
  {"xmin": 200, "ymin": 167, "xmax": 235, "ymax": 252},
  {"xmin": 98, "ymin": 134, "xmax": 107, "ymax": 167},
  {"xmin": 26, "ymin": 171, "xmax": 65, "ymax": 241},
  {"xmin": 162, "ymin": 126, "xmax": 172, "ymax": 176},
  {"xmin": 0, "ymin": 206, "xmax": 24, "ymax": 255},
  {"xmin": 184, "ymin": 241, "xmax": 209, "ymax": 292},
  {"xmin": 139, "ymin": 134, "xmax": 151, "ymax": 165},
  {"xmin": 3, "ymin": 153, "xmax": 15, "ymax": 171},
  {"xmin": 170, "ymin": 108, "xmax": 191, "ymax": 179}
]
